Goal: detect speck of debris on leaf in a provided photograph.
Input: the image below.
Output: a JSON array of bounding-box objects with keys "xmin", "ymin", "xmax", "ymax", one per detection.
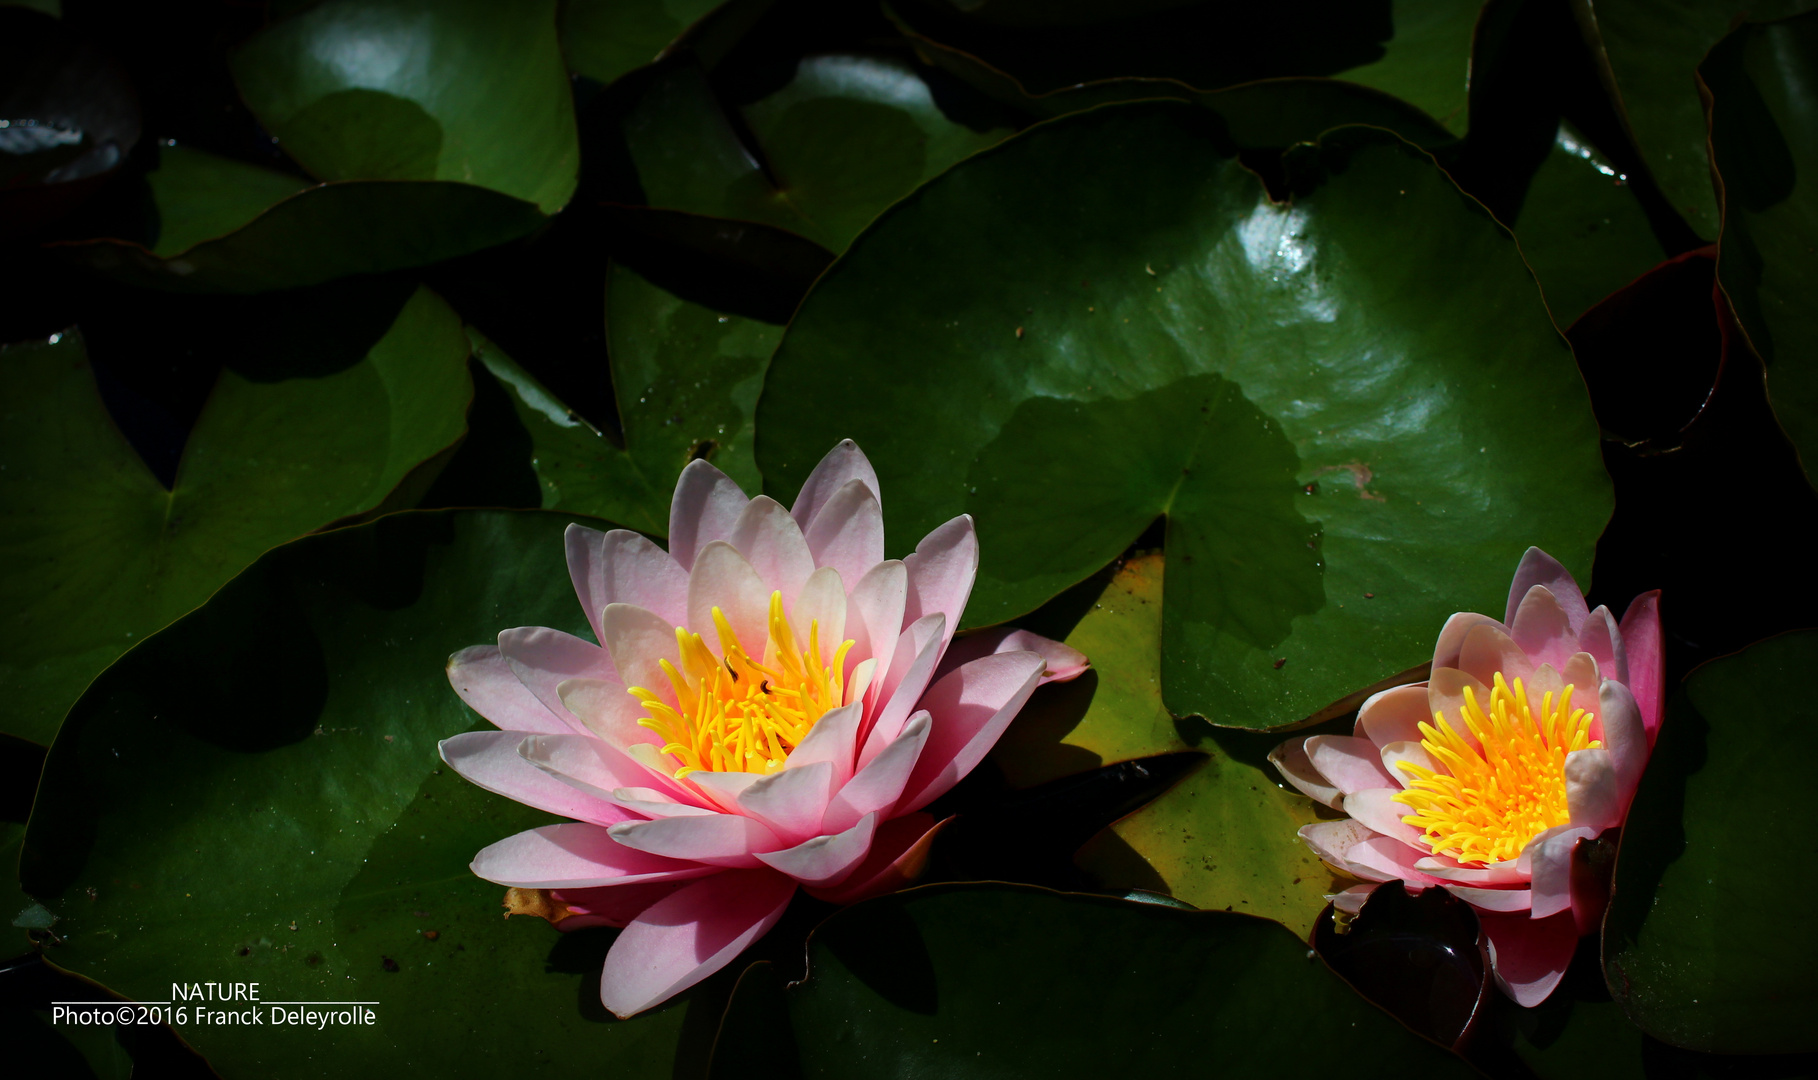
[
  {"xmin": 382, "ymin": 956, "xmax": 399, "ymax": 973},
  {"xmin": 1273, "ymin": 658, "xmax": 1287, "ymax": 670}
]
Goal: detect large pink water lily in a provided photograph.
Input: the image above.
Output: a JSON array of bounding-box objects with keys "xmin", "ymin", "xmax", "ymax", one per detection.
[
  {"xmin": 1271, "ymin": 548, "xmax": 1662, "ymax": 1007},
  {"xmin": 441, "ymin": 441, "xmax": 1086, "ymax": 1017}
]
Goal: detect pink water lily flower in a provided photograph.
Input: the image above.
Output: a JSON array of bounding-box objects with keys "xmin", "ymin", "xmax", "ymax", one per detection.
[
  {"xmin": 1271, "ymin": 548, "xmax": 1662, "ymax": 1006},
  {"xmin": 441, "ymin": 441, "xmax": 1086, "ymax": 1017}
]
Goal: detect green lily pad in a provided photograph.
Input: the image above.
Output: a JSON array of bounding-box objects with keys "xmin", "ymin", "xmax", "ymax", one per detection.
[
  {"xmin": 19, "ymin": 510, "xmax": 710, "ymax": 1077},
  {"xmin": 1513, "ymin": 122, "xmax": 1668, "ymax": 329},
  {"xmin": 622, "ymin": 54, "xmax": 1012, "ymax": 252},
  {"xmin": 991, "ymin": 551, "xmax": 1342, "ymax": 934},
  {"xmin": 1703, "ymin": 11, "xmax": 1818, "ymax": 480},
  {"xmin": 1575, "ymin": 0, "xmax": 1818, "ymax": 241},
  {"xmin": 230, "ymin": 0, "xmax": 577, "ymax": 214},
  {"xmin": 561, "ymin": 0, "xmax": 724, "ymax": 85},
  {"xmin": 427, "ymin": 265, "xmax": 776, "ymax": 533},
  {"xmin": 758, "ymin": 102, "xmax": 1610, "ymax": 731},
  {"xmin": 711, "ymin": 883, "xmax": 1479, "ymax": 1077},
  {"xmin": 58, "ymin": 145, "xmax": 549, "ymax": 294},
  {"xmin": 1332, "ymin": 0, "xmax": 1482, "ymax": 134},
  {"xmin": 1604, "ymin": 630, "xmax": 1818, "ymax": 1054},
  {"xmin": 0, "ymin": 286, "xmax": 471, "ymax": 745}
]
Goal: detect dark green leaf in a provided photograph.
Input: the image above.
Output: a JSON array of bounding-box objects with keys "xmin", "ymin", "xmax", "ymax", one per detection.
[
  {"xmin": 561, "ymin": 0, "xmax": 724, "ymax": 85},
  {"xmin": 1704, "ymin": 10, "xmax": 1818, "ymax": 481},
  {"xmin": 1330, "ymin": 0, "xmax": 1481, "ymax": 134},
  {"xmin": 758, "ymin": 102, "xmax": 1610, "ymax": 730},
  {"xmin": 0, "ymin": 287, "xmax": 471, "ymax": 744},
  {"xmin": 1604, "ymin": 630, "xmax": 1818, "ymax": 1054},
  {"xmin": 19, "ymin": 510, "xmax": 706, "ymax": 1076},
  {"xmin": 712, "ymin": 883, "xmax": 1479, "ymax": 1078}
]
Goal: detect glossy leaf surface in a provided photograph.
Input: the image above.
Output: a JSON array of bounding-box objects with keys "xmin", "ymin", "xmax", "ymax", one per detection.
[
  {"xmin": 1604, "ymin": 630, "xmax": 1818, "ymax": 1054},
  {"xmin": 712, "ymin": 883, "xmax": 1479, "ymax": 1078},
  {"xmin": 758, "ymin": 102, "xmax": 1611, "ymax": 731},
  {"xmin": 18, "ymin": 510, "xmax": 704, "ymax": 1076},
  {"xmin": 991, "ymin": 552, "xmax": 1340, "ymax": 934},
  {"xmin": 1705, "ymin": 11, "xmax": 1818, "ymax": 480},
  {"xmin": 0, "ymin": 288, "xmax": 470, "ymax": 744}
]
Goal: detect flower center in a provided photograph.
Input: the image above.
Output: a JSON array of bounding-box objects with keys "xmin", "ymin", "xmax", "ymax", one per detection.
[
  {"xmin": 1390, "ymin": 672, "xmax": 1601, "ymax": 866},
  {"xmin": 629, "ymin": 591, "xmax": 854, "ymax": 778}
]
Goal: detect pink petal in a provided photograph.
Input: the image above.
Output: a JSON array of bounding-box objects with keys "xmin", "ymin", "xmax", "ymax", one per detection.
[
  {"xmin": 736, "ymin": 761, "xmax": 836, "ymax": 843},
  {"xmin": 471, "ymin": 823, "xmax": 714, "ymax": 888},
  {"xmin": 786, "ymin": 702, "xmax": 861, "ymax": 787},
  {"xmin": 556, "ymin": 677, "xmax": 660, "ymax": 751},
  {"xmin": 802, "ymin": 478, "xmax": 885, "ymax": 591},
  {"xmin": 1297, "ymin": 819, "xmax": 1390, "ymax": 881},
  {"xmin": 1576, "ymin": 605, "xmax": 1628, "ymax": 686},
  {"xmin": 1598, "ymin": 678, "xmax": 1648, "ymax": 811},
  {"xmin": 1411, "ymin": 855, "xmax": 1528, "ymax": 887},
  {"xmin": 1444, "ymin": 884, "xmax": 1533, "ymax": 912},
  {"xmin": 901, "ymin": 514, "xmax": 977, "ymax": 637},
  {"xmin": 1505, "ymin": 547, "xmax": 1589, "ymax": 634},
  {"xmin": 668, "ymin": 459, "xmax": 749, "ymax": 573},
  {"xmin": 684, "ymin": 771, "xmax": 764, "ymax": 814},
  {"xmin": 608, "ymin": 813, "xmax": 785, "ymax": 869},
  {"xmin": 897, "ymin": 651, "xmax": 1046, "ymax": 813},
  {"xmin": 755, "ymin": 811, "xmax": 878, "ymax": 887},
  {"xmin": 1619, "ymin": 590, "xmax": 1664, "ymax": 745},
  {"xmin": 790, "ymin": 439, "xmax": 882, "ymax": 532},
  {"xmin": 600, "ymin": 868, "xmax": 796, "ymax": 1017},
  {"xmin": 687, "ymin": 542, "xmax": 772, "ymax": 659},
  {"xmin": 547, "ymin": 880, "xmax": 692, "ymax": 929},
  {"xmin": 498, "ymin": 626, "xmax": 614, "ymax": 730},
  {"xmin": 845, "ymin": 560, "xmax": 908, "ymax": 678},
  {"xmin": 1479, "ymin": 909, "xmax": 1580, "ymax": 1007},
  {"xmin": 608, "ymin": 788, "xmax": 719, "ymax": 818},
  {"xmin": 824, "ymin": 712, "xmax": 931, "ymax": 834},
  {"xmin": 935, "ymin": 627, "xmax": 1089, "ymax": 685},
  {"xmin": 519, "ymin": 733, "xmax": 694, "ymax": 805},
  {"xmin": 1355, "ymin": 683, "xmax": 1433, "ymax": 750},
  {"xmin": 1524, "ymin": 824, "xmax": 1597, "ymax": 919},
  {"xmin": 862, "ymin": 613, "xmax": 947, "ymax": 763},
  {"xmin": 447, "ymin": 645, "xmax": 569, "ymax": 734},
  {"xmin": 1341, "ymin": 788, "xmax": 1429, "ymax": 850},
  {"xmin": 728, "ymin": 495, "xmax": 815, "ymax": 606},
  {"xmin": 1330, "ymin": 883, "xmax": 1378, "ymax": 915},
  {"xmin": 1306, "ymin": 735, "xmax": 1397, "ymax": 795},
  {"xmin": 1378, "ymin": 740, "xmax": 1437, "ymax": 788},
  {"xmin": 791, "ymin": 566, "xmax": 847, "ymax": 661},
  {"xmin": 806, "ymin": 812, "xmax": 947, "ymax": 905},
  {"xmin": 1428, "ymin": 668, "xmax": 1491, "ymax": 752},
  {"xmin": 1510, "ymin": 585, "xmax": 1578, "ymax": 671},
  {"xmin": 1268, "ymin": 737, "xmax": 1342, "ymax": 810},
  {"xmin": 440, "ymin": 731, "xmax": 636, "ymax": 826},
  {"xmin": 1432, "ymin": 612, "xmax": 1506, "ymax": 672},
  {"xmin": 1457, "ymin": 623, "xmax": 1536, "ymax": 689},
  {"xmin": 601, "ymin": 603, "xmax": 683, "ymax": 698},
  {"xmin": 566, "ymin": 524, "xmax": 690, "ymax": 641},
  {"xmin": 1347, "ymin": 836, "xmax": 1450, "ymax": 886},
  {"xmin": 1565, "ymin": 747, "xmax": 1621, "ymax": 831}
]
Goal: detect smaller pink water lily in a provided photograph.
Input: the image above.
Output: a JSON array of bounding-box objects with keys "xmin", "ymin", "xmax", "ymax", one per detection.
[
  {"xmin": 441, "ymin": 441, "xmax": 1085, "ymax": 1017},
  {"xmin": 1271, "ymin": 548, "xmax": 1662, "ymax": 1006}
]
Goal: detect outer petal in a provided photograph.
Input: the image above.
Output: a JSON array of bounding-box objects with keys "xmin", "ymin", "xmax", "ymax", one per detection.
[
  {"xmin": 498, "ymin": 626, "xmax": 613, "ymax": 730},
  {"xmin": 440, "ymin": 731, "xmax": 635, "ymax": 827},
  {"xmin": 863, "ymin": 613, "xmax": 946, "ymax": 761},
  {"xmin": 520, "ymin": 733, "xmax": 695, "ymax": 805},
  {"xmin": 1576, "ymin": 605, "xmax": 1628, "ymax": 687},
  {"xmin": 728, "ymin": 495, "xmax": 815, "ymax": 606},
  {"xmin": 824, "ymin": 712, "xmax": 931, "ymax": 835},
  {"xmin": 1305, "ymin": 735, "xmax": 1398, "ymax": 796},
  {"xmin": 806, "ymin": 812, "xmax": 947, "ymax": 905},
  {"xmin": 896, "ymin": 651, "xmax": 1045, "ymax": 813},
  {"xmin": 1355, "ymin": 683, "xmax": 1434, "ymax": 750},
  {"xmin": 1564, "ymin": 748, "xmax": 1621, "ymax": 831},
  {"xmin": 736, "ymin": 761, "xmax": 836, "ymax": 843},
  {"xmin": 447, "ymin": 645, "xmax": 568, "ymax": 734},
  {"xmin": 687, "ymin": 542, "xmax": 772, "ymax": 659},
  {"xmin": 1341, "ymin": 788, "xmax": 1429, "ymax": 850},
  {"xmin": 1524, "ymin": 824, "xmax": 1597, "ymax": 920},
  {"xmin": 1297, "ymin": 819, "xmax": 1392, "ymax": 882},
  {"xmin": 546, "ymin": 880, "xmax": 693, "ymax": 929},
  {"xmin": 1432, "ymin": 612, "xmax": 1506, "ymax": 673},
  {"xmin": 1619, "ymin": 590, "xmax": 1664, "ymax": 745},
  {"xmin": 1330, "ymin": 883, "xmax": 1378, "ymax": 916},
  {"xmin": 608, "ymin": 813, "xmax": 785, "ymax": 869},
  {"xmin": 558, "ymin": 677, "xmax": 660, "ymax": 751},
  {"xmin": 802, "ymin": 478, "xmax": 885, "ymax": 590},
  {"xmin": 845, "ymin": 560, "xmax": 908, "ymax": 678},
  {"xmin": 1268, "ymin": 737, "xmax": 1342, "ymax": 810},
  {"xmin": 1505, "ymin": 547, "xmax": 1589, "ymax": 634},
  {"xmin": 668, "ymin": 459, "xmax": 749, "ymax": 573},
  {"xmin": 599, "ymin": 868, "xmax": 797, "ymax": 1018},
  {"xmin": 600, "ymin": 604, "xmax": 682, "ymax": 700},
  {"xmin": 1480, "ymin": 910, "xmax": 1580, "ymax": 1007},
  {"xmin": 471, "ymin": 823, "xmax": 714, "ymax": 888},
  {"xmin": 755, "ymin": 811, "xmax": 878, "ymax": 888},
  {"xmin": 789, "ymin": 439, "xmax": 882, "ymax": 532},
  {"xmin": 1510, "ymin": 585, "xmax": 1578, "ymax": 671},
  {"xmin": 901, "ymin": 515, "xmax": 977, "ymax": 639},
  {"xmin": 934, "ymin": 627, "xmax": 1089, "ymax": 685},
  {"xmin": 1598, "ymin": 678, "xmax": 1648, "ymax": 811},
  {"xmin": 565, "ymin": 524, "xmax": 689, "ymax": 641},
  {"xmin": 1444, "ymin": 885, "xmax": 1533, "ymax": 912},
  {"xmin": 1348, "ymin": 836, "xmax": 1451, "ymax": 887}
]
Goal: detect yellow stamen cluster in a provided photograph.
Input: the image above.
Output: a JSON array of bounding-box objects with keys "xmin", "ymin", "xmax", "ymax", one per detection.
[
  {"xmin": 629, "ymin": 591, "xmax": 854, "ymax": 778},
  {"xmin": 1391, "ymin": 672, "xmax": 1600, "ymax": 866}
]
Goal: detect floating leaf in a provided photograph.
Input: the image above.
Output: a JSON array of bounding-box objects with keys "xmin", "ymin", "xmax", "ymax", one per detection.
[
  {"xmin": 561, "ymin": 0, "xmax": 725, "ymax": 85},
  {"xmin": 758, "ymin": 102, "xmax": 1610, "ymax": 731}
]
